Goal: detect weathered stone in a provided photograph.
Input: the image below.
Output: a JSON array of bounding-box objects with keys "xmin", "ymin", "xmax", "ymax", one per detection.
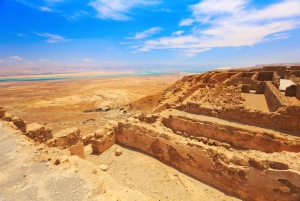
[
  {"xmin": 26, "ymin": 123, "xmax": 53, "ymax": 143},
  {"xmin": 99, "ymin": 164, "xmax": 109, "ymax": 171},
  {"xmin": 69, "ymin": 142, "xmax": 85, "ymax": 159},
  {"xmin": 115, "ymin": 148, "xmax": 122, "ymax": 156}
]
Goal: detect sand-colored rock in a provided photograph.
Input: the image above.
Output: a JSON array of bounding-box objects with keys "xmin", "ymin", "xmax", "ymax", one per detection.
[
  {"xmin": 115, "ymin": 148, "xmax": 122, "ymax": 156},
  {"xmin": 69, "ymin": 141, "xmax": 85, "ymax": 159}
]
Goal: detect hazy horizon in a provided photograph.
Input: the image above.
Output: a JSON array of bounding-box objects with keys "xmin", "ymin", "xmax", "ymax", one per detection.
[{"xmin": 1, "ymin": 0, "xmax": 300, "ymax": 73}]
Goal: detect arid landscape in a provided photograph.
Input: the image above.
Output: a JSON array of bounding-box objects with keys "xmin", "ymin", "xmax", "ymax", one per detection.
[{"xmin": 1, "ymin": 65, "xmax": 300, "ymax": 201}]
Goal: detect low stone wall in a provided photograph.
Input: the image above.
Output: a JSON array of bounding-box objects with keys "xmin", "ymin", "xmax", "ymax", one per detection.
[
  {"xmin": 257, "ymin": 72, "xmax": 273, "ymax": 81},
  {"xmin": 264, "ymin": 82, "xmax": 290, "ymax": 112},
  {"xmin": 209, "ymin": 72, "xmax": 229, "ymax": 84},
  {"xmin": 263, "ymin": 66, "xmax": 287, "ymax": 79},
  {"xmin": 161, "ymin": 115, "xmax": 300, "ymax": 153},
  {"xmin": 225, "ymin": 73, "xmax": 257, "ymax": 90},
  {"xmin": 186, "ymin": 102, "xmax": 300, "ymax": 133},
  {"xmin": 116, "ymin": 122, "xmax": 300, "ymax": 201},
  {"xmin": 291, "ymin": 75, "xmax": 300, "ymax": 85},
  {"xmin": 290, "ymin": 66, "xmax": 300, "ymax": 70},
  {"xmin": 272, "ymin": 72, "xmax": 280, "ymax": 88},
  {"xmin": 287, "ymin": 71, "xmax": 300, "ymax": 79}
]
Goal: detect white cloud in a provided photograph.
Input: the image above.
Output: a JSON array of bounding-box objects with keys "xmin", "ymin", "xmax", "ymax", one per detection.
[
  {"xmin": 84, "ymin": 58, "xmax": 92, "ymax": 62},
  {"xmin": 135, "ymin": 0, "xmax": 300, "ymax": 57},
  {"xmin": 179, "ymin": 18, "xmax": 195, "ymax": 26},
  {"xmin": 88, "ymin": 0, "xmax": 160, "ymax": 21},
  {"xmin": 40, "ymin": 6, "xmax": 52, "ymax": 12},
  {"xmin": 34, "ymin": 32, "xmax": 67, "ymax": 43},
  {"xmin": 172, "ymin": 30, "xmax": 184, "ymax": 36},
  {"xmin": 17, "ymin": 33, "xmax": 27, "ymax": 37},
  {"xmin": 8, "ymin": 56, "xmax": 23, "ymax": 60},
  {"xmin": 128, "ymin": 27, "xmax": 162, "ymax": 39}
]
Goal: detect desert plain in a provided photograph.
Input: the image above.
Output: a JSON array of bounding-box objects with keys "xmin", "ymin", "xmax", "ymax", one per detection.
[{"xmin": 1, "ymin": 66, "xmax": 300, "ymax": 201}]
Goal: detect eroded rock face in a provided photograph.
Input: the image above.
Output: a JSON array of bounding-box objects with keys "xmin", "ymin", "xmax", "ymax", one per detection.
[{"xmin": 26, "ymin": 123, "xmax": 53, "ymax": 142}]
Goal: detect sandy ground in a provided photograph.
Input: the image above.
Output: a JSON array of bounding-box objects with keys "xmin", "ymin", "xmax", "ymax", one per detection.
[
  {"xmin": 0, "ymin": 73, "xmax": 183, "ymax": 136},
  {"xmin": 85, "ymin": 144, "xmax": 241, "ymax": 201}
]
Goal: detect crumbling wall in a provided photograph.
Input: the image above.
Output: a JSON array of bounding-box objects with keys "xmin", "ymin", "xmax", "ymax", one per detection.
[
  {"xmin": 257, "ymin": 72, "xmax": 273, "ymax": 81},
  {"xmin": 263, "ymin": 66, "xmax": 287, "ymax": 79},
  {"xmin": 297, "ymin": 84, "xmax": 300, "ymax": 101},
  {"xmin": 256, "ymin": 81, "xmax": 266, "ymax": 94},
  {"xmin": 116, "ymin": 122, "xmax": 300, "ymax": 201},
  {"xmin": 162, "ymin": 115, "xmax": 300, "ymax": 153},
  {"xmin": 209, "ymin": 72, "xmax": 229, "ymax": 84},
  {"xmin": 224, "ymin": 72, "xmax": 257, "ymax": 90},
  {"xmin": 272, "ymin": 72, "xmax": 280, "ymax": 88},
  {"xmin": 291, "ymin": 75, "xmax": 300, "ymax": 85},
  {"xmin": 186, "ymin": 102, "xmax": 300, "ymax": 133},
  {"xmin": 287, "ymin": 71, "xmax": 300, "ymax": 79},
  {"xmin": 290, "ymin": 66, "xmax": 300, "ymax": 70},
  {"xmin": 92, "ymin": 122, "xmax": 117, "ymax": 153},
  {"xmin": 264, "ymin": 82, "xmax": 290, "ymax": 112},
  {"xmin": 285, "ymin": 85, "xmax": 297, "ymax": 96}
]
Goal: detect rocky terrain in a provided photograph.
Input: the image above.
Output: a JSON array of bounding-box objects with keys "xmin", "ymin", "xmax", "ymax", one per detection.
[{"xmin": 1, "ymin": 66, "xmax": 300, "ymax": 200}]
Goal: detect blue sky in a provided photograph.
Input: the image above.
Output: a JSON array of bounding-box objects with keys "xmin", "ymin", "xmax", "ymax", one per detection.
[{"xmin": 1, "ymin": 0, "xmax": 300, "ymax": 72}]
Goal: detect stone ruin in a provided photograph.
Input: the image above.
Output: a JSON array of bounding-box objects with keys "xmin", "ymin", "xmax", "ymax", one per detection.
[{"xmin": 1, "ymin": 65, "xmax": 300, "ymax": 201}]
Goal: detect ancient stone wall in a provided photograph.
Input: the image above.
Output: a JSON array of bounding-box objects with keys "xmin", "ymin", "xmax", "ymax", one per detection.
[
  {"xmin": 287, "ymin": 71, "xmax": 300, "ymax": 79},
  {"xmin": 272, "ymin": 72, "xmax": 280, "ymax": 88},
  {"xmin": 209, "ymin": 72, "xmax": 229, "ymax": 84},
  {"xmin": 257, "ymin": 72, "xmax": 273, "ymax": 81},
  {"xmin": 161, "ymin": 115, "xmax": 300, "ymax": 153},
  {"xmin": 291, "ymin": 75, "xmax": 300, "ymax": 85},
  {"xmin": 285, "ymin": 85, "xmax": 297, "ymax": 96},
  {"xmin": 116, "ymin": 122, "xmax": 300, "ymax": 201},
  {"xmin": 263, "ymin": 66, "xmax": 287, "ymax": 79},
  {"xmin": 256, "ymin": 81, "xmax": 266, "ymax": 94},
  {"xmin": 186, "ymin": 102, "xmax": 300, "ymax": 133},
  {"xmin": 264, "ymin": 82, "xmax": 290, "ymax": 112},
  {"xmin": 290, "ymin": 66, "xmax": 300, "ymax": 70},
  {"xmin": 297, "ymin": 85, "xmax": 300, "ymax": 101},
  {"xmin": 224, "ymin": 73, "xmax": 257, "ymax": 90}
]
